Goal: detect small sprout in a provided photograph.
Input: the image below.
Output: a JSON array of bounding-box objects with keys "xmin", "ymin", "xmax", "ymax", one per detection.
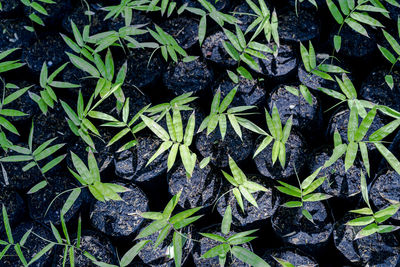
[
  {"xmin": 221, "ymin": 156, "xmax": 268, "ymax": 212},
  {"xmin": 276, "ymin": 167, "xmax": 331, "ymax": 223}
]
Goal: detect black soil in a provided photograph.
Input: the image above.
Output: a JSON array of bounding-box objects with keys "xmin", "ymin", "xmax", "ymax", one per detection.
[
  {"xmin": 168, "ymin": 162, "xmax": 221, "ymax": 209},
  {"xmin": 163, "ymin": 58, "xmax": 213, "ymax": 95},
  {"xmin": 90, "ymin": 183, "xmax": 149, "ymax": 238}
]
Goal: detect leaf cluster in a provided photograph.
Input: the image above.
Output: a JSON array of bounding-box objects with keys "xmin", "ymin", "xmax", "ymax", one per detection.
[
  {"xmin": 137, "ymin": 192, "xmax": 202, "ymax": 267},
  {"xmin": 200, "ymin": 205, "xmax": 269, "ymax": 267},
  {"xmin": 276, "ymin": 167, "xmax": 331, "ymax": 223},
  {"xmin": 254, "ymin": 105, "xmax": 292, "ymax": 168},
  {"xmin": 346, "ymin": 172, "xmax": 400, "ymax": 239},
  {"xmin": 221, "ymin": 156, "xmax": 268, "ymax": 212}
]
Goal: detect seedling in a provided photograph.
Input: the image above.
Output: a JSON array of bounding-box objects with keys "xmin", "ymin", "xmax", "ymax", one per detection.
[
  {"xmin": 140, "ymin": 108, "xmax": 197, "ymax": 177},
  {"xmin": 378, "ymin": 16, "xmax": 400, "ymax": 88},
  {"xmin": 198, "ymin": 87, "xmax": 267, "ymax": 140},
  {"xmin": 254, "ymin": 105, "xmax": 293, "ymax": 169},
  {"xmin": 318, "ymin": 73, "xmax": 373, "ymax": 118},
  {"xmin": 147, "ymin": 25, "xmax": 195, "ymax": 63},
  {"xmin": 0, "ymin": 205, "xmax": 30, "ymax": 265},
  {"xmin": 299, "ymin": 41, "xmax": 348, "ymax": 82},
  {"xmin": 30, "ymin": 62, "xmax": 80, "ymax": 114},
  {"xmin": 200, "ymin": 205, "xmax": 269, "ymax": 267},
  {"xmin": 0, "ymin": 121, "xmax": 66, "ymax": 192},
  {"xmin": 137, "ymin": 192, "xmax": 202, "ymax": 267},
  {"xmin": 346, "ymin": 173, "xmax": 400, "ymax": 239},
  {"xmin": 69, "ymin": 149, "xmax": 129, "ymax": 202},
  {"xmin": 276, "ymin": 166, "xmax": 331, "ymax": 223},
  {"xmin": 326, "ymin": 0, "xmax": 386, "ymax": 52},
  {"xmin": 20, "ymin": 0, "xmax": 55, "ymax": 32},
  {"xmin": 221, "ymin": 156, "xmax": 268, "ymax": 212}
]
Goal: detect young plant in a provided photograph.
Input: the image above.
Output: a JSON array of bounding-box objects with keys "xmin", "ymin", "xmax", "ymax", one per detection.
[
  {"xmin": 140, "ymin": 107, "xmax": 197, "ymax": 177},
  {"xmin": 187, "ymin": 0, "xmax": 239, "ymax": 45},
  {"xmin": 0, "ymin": 85, "xmax": 30, "ymax": 150},
  {"xmin": 294, "ymin": 0, "xmax": 318, "ymax": 15},
  {"xmin": 147, "ymin": 24, "xmax": 194, "ymax": 63},
  {"xmin": 0, "ymin": 121, "xmax": 66, "ymax": 191},
  {"xmin": 0, "ymin": 48, "xmax": 25, "ymax": 74},
  {"xmin": 69, "ymin": 149, "xmax": 130, "ymax": 202},
  {"xmin": 221, "ymin": 156, "xmax": 268, "ymax": 212},
  {"xmin": 346, "ymin": 172, "xmax": 400, "ymax": 239},
  {"xmin": 318, "ymin": 73, "xmax": 373, "ymax": 118},
  {"xmin": 137, "ymin": 191, "xmax": 202, "ymax": 267},
  {"xmin": 0, "ymin": 205, "xmax": 30, "ymax": 266},
  {"xmin": 253, "ymin": 105, "xmax": 293, "ymax": 169},
  {"xmin": 198, "ymin": 87, "xmax": 267, "ymax": 140},
  {"xmin": 20, "ymin": 0, "xmax": 55, "ymax": 32},
  {"xmin": 276, "ymin": 166, "xmax": 331, "ymax": 223},
  {"xmin": 200, "ymin": 205, "xmax": 269, "ymax": 267},
  {"xmin": 29, "ymin": 62, "xmax": 80, "ymax": 114},
  {"xmin": 378, "ymin": 16, "xmax": 400, "ymax": 88},
  {"xmin": 91, "ymin": 92, "xmax": 197, "ymax": 152},
  {"xmin": 62, "ymin": 82, "xmax": 123, "ymax": 149},
  {"xmin": 326, "ymin": 0, "xmax": 386, "ymax": 52},
  {"xmin": 299, "ymin": 41, "xmax": 349, "ymax": 82},
  {"xmin": 244, "ymin": 0, "xmax": 279, "ymax": 45},
  {"xmin": 222, "ymin": 23, "xmax": 275, "ymax": 78}
]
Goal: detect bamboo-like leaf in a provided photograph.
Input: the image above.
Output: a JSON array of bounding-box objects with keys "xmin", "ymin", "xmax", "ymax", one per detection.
[{"xmin": 141, "ymin": 115, "xmax": 170, "ymax": 141}]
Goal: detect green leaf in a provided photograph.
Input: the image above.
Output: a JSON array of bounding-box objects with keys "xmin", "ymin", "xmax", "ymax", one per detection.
[
  {"xmin": 228, "ymin": 156, "xmax": 246, "ymax": 184},
  {"xmin": 173, "ymin": 231, "xmax": 183, "ymax": 267},
  {"xmin": 300, "ymin": 42, "xmax": 311, "ymax": 72},
  {"xmin": 374, "ymin": 142, "xmax": 400, "ymax": 175},
  {"xmin": 327, "ymin": 0, "xmax": 344, "ymax": 24},
  {"xmin": 66, "ymin": 53, "xmax": 100, "ymax": 77},
  {"xmin": 345, "ymin": 18, "xmax": 369, "ymax": 37},
  {"xmin": 200, "ymin": 233, "xmax": 226, "ymax": 243},
  {"xmin": 282, "ymin": 201, "xmax": 302, "ymax": 208},
  {"xmin": 198, "ymin": 16, "xmax": 207, "ymax": 46},
  {"xmin": 302, "ymin": 192, "xmax": 331, "ymax": 202},
  {"xmin": 233, "ymin": 187, "xmax": 244, "ymax": 212},
  {"xmin": 302, "ymin": 208, "xmax": 314, "ymax": 223},
  {"xmin": 299, "ymin": 85, "xmax": 313, "ymax": 106},
  {"xmin": 301, "ymin": 166, "xmax": 323, "ymax": 190},
  {"xmin": 120, "ymin": 240, "xmax": 151, "ymax": 267},
  {"xmin": 254, "ymin": 136, "xmax": 273, "ymax": 158},
  {"xmin": 374, "ymin": 204, "xmax": 400, "ymax": 223},
  {"xmin": 147, "ymin": 141, "xmax": 173, "ymax": 166},
  {"xmin": 61, "ymin": 188, "xmax": 81, "ymax": 216},
  {"xmin": 184, "ymin": 111, "xmax": 195, "ymax": 145},
  {"xmin": 141, "ymin": 115, "xmax": 170, "ymax": 141},
  {"xmin": 136, "ymin": 219, "xmax": 169, "ymax": 240},
  {"xmin": 347, "ymin": 216, "xmax": 375, "ymax": 226},
  {"xmin": 202, "ymin": 244, "xmax": 230, "ymax": 259},
  {"xmin": 356, "ymin": 108, "xmax": 376, "ymax": 142},
  {"xmin": 222, "ymin": 41, "xmax": 240, "ymax": 61},
  {"xmin": 350, "ymin": 12, "xmax": 383, "ymax": 27},
  {"xmin": 239, "ymin": 185, "xmax": 258, "ymax": 208},
  {"xmin": 27, "ymin": 180, "xmax": 48, "ymax": 194},
  {"xmin": 355, "ymin": 223, "xmax": 379, "ymax": 239},
  {"xmin": 231, "ymin": 246, "xmax": 269, "ymax": 267},
  {"xmin": 219, "ymin": 86, "xmax": 237, "ymax": 113},
  {"xmin": 369, "ymin": 119, "xmax": 400, "ymax": 141},
  {"xmin": 349, "ymin": 207, "xmax": 373, "ymax": 215},
  {"xmin": 170, "ymin": 207, "xmax": 202, "ymax": 224},
  {"xmin": 276, "ymin": 185, "xmax": 302, "ymax": 198},
  {"xmin": 344, "ymin": 142, "xmax": 358, "ymax": 171},
  {"xmin": 2, "ymin": 205, "xmax": 13, "ymax": 243},
  {"xmin": 221, "ymin": 205, "xmax": 232, "ymax": 235}
]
